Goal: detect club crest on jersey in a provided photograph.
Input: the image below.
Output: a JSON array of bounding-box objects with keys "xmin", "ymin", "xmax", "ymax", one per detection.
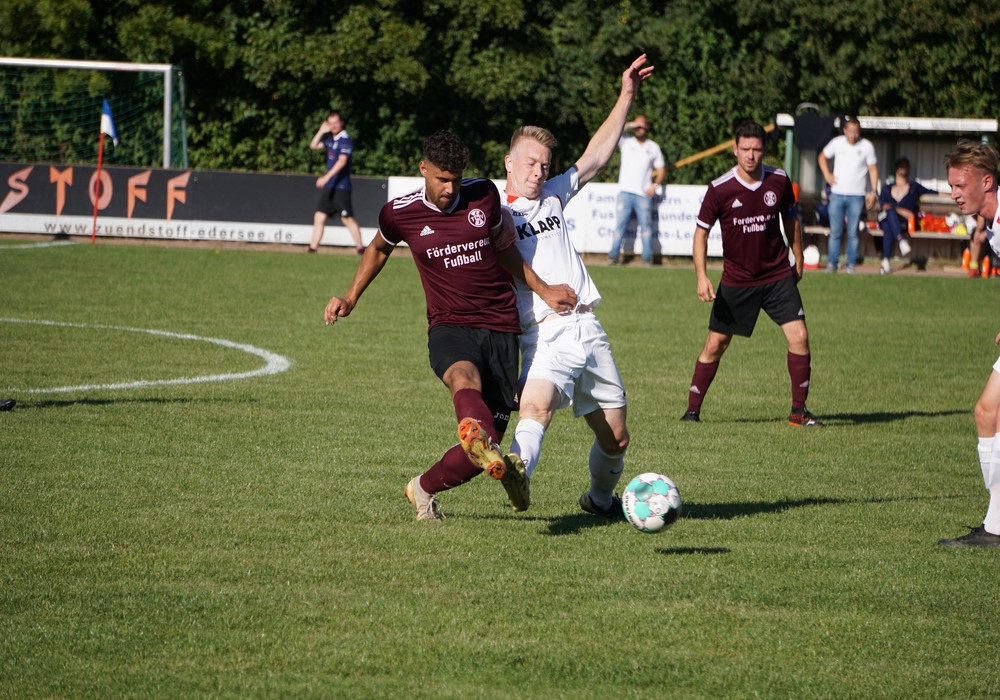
[
  {"xmin": 468, "ymin": 209, "xmax": 487, "ymax": 228},
  {"xmin": 764, "ymin": 191, "xmax": 777, "ymax": 207}
]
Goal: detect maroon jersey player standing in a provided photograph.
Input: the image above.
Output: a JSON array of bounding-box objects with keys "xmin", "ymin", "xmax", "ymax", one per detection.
[
  {"xmin": 324, "ymin": 131, "xmax": 576, "ymax": 520},
  {"xmin": 681, "ymin": 120, "xmax": 823, "ymax": 427}
]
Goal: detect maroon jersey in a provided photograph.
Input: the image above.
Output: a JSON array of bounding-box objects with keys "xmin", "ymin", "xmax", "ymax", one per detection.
[
  {"xmin": 379, "ymin": 178, "xmax": 521, "ymax": 333},
  {"xmin": 697, "ymin": 165, "xmax": 796, "ymax": 287}
]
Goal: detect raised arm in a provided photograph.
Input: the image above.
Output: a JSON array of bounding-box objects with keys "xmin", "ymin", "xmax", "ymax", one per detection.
[
  {"xmin": 573, "ymin": 54, "xmax": 655, "ymax": 185},
  {"xmin": 309, "ymin": 120, "xmax": 331, "ymax": 151}
]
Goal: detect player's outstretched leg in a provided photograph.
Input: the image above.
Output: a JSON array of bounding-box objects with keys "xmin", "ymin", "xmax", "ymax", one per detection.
[
  {"xmin": 457, "ymin": 417, "xmax": 506, "ymax": 479},
  {"xmin": 458, "ymin": 417, "xmax": 531, "ymax": 511},
  {"xmin": 404, "ymin": 476, "xmax": 444, "ymax": 521}
]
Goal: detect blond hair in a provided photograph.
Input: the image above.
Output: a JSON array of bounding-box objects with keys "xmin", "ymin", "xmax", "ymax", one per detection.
[
  {"xmin": 510, "ymin": 125, "xmax": 558, "ymax": 153},
  {"xmin": 945, "ymin": 140, "xmax": 999, "ymax": 180}
]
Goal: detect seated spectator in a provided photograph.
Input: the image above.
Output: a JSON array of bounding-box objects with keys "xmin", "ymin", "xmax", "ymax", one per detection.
[{"xmin": 877, "ymin": 158, "xmax": 936, "ymax": 275}]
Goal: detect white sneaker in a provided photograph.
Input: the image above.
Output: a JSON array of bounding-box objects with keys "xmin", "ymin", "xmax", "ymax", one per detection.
[
  {"xmin": 880, "ymin": 258, "xmax": 891, "ymax": 275},
  {"xmin": 405, "ymin": 477, "xmax": 444, "ymax": 521},
  {"xmin": 899, "ymin": 238, "xmax": 912, "ymax": 256}
]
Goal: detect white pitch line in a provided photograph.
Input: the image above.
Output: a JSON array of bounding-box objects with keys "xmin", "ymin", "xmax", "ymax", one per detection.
[
  {"xmin": 1, "ymin": 318, "xmax": 292, "ymax": 394},
  {"xmin": 0, "ymin": 240, "xmax": 78, "ymax": 250}
]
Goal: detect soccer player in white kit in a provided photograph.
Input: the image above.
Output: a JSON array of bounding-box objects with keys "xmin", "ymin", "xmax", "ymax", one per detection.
[
  {"xmin": 499, "ymin": 54, "xmax": 654, "ymax": 517},
  {"xmin": 939, "ymin": 140, "xmax": 1000, "ymax": 548}
]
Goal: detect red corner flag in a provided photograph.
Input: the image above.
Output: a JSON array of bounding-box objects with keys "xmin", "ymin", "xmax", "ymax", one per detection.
[{"xmin": 92, "ymin": 99, "xmax": 118, "ymax": 243}]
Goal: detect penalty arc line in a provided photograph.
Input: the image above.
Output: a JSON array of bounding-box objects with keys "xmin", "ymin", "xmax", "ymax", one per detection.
[{"xmin": 1, "ymin": 318, "xmax": 292, "ymax": 394}]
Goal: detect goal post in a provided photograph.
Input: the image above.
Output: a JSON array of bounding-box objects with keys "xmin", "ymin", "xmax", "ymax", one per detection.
[{"xmin": 0, "ymin": 56, "xmax": 185, "ymax": 169}]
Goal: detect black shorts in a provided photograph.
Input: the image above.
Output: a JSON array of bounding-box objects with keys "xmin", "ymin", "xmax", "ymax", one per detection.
[
  {"xmin": 316, "ymin": 188, "xmax": 354, "ymax": 218},
  {"xmin": 709, "ymin": 276, "xmax": 805, "ymax": 337},
  {"xmin": 428, "ymin": 324, "xmax": 520, "ymax": 421}
]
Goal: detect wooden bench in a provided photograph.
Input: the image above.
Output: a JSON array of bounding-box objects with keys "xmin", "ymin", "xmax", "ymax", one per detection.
[
  {"xmin": 800, "ymin": 193, "xmax": 970, "ymax": 265},
  {"xmin": 802, "ymin": 225, "xmax": 969, "ymax": 266}
]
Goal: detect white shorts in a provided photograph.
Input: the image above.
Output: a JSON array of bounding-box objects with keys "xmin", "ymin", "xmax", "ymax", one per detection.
[
  {"xmin": 993, "ymin": 354, "xmax": 1000, "ymax": 374},
  {"xmin": 519, "ymin": 312, "xmax": 626, "ymax": 418}
]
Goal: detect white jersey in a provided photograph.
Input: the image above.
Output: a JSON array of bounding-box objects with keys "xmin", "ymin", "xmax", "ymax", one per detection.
[
  {"xmin": 988, "ymin": 208, "xmax": 1000, "ymax": 258},
  {"xmin": 617, "ymin": 135, "xmax": 664, "ymax": 196},
  {"xmin": 821, "ymin": 135, "xmax": 877, "ymax": 196},
  {"xmin": 503, "ymin": 169, "xmax": 601, "ymax": 329}
]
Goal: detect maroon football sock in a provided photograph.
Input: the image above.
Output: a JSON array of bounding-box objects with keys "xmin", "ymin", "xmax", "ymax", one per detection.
[
  {"xmin": 787, "ymin": 351, "xmax": 811, "ymax": 411},
  {"xmin": 419, "ymin": 444, "xmax": 483, "ymax": 494},
  {"xmin": 687, "ymin": 360, "xmax": 719, "ymax": 412},
  {"xmin": 452, "ymin": 387, "xmax": 498, "ymax": 442}
]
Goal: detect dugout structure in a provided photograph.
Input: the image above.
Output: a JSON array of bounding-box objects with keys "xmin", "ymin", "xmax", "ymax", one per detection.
[
  {"xmin": 0, "ymin": 57, "xmax": 186, "ymax": 170},
  {"xmin": 776, "ymin": 111, "xmax": 998, "ymax": 262}
]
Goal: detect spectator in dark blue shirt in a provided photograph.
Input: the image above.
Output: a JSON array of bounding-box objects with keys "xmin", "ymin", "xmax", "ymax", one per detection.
[
  {"xmin": 308, "ymin": 111, "xmax": 364, "ymax": 254},
  {"xmin": 877, "ymin": 158, "xmax": 937, "ymax": 274}
]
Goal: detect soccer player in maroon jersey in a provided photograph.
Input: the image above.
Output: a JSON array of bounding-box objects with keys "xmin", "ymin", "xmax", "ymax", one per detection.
[
  {"xmin": 324, "ymin": 131, "xmax": 576, "ymax": 520},
  {"xmin": 681, "ymin": 120, "xmax": 823, "ymax": 427}
]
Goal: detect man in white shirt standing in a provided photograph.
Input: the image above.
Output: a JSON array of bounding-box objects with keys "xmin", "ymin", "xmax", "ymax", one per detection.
[
  {"xmin": 818, "ymin": 117, "xmax": 879, "ymax": 273},
  {"xmin": 608, "ymin": 115, "xmax": 665, "ymax": 266}
]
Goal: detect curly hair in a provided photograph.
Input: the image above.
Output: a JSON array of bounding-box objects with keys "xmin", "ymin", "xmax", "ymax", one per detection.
[{"xmin": 422, "ymin": 131, "xmax": 469, "ymax": 175}]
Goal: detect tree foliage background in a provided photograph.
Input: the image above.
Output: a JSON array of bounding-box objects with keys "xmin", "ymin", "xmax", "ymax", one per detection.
[{"xmin": 2, "ymin": 0, "xmax": 998, "ymax": 183}]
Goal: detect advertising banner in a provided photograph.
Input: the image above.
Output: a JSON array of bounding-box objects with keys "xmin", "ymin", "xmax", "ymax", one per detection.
[
  {"xmin": 0, "ymin": 164, "xmax": 384, "ymax": 246},
  {"xmin": 2, "ymin": 164, "xmax": 719, "ymax": 256}
]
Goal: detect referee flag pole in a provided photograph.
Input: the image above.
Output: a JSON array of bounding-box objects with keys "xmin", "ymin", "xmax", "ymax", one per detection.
[{"xmin": 92, "ymin": 99, "xmax": 119, "ymax": 243}]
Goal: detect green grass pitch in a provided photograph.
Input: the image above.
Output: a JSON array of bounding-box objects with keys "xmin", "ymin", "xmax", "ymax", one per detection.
[{"xmin": 1, "ymin": 239, "xmax": 998, "ymax": 698}]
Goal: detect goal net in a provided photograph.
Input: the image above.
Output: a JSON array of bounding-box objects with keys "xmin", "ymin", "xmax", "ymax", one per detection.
[{"xmin": 0, "ymin": 57, "xmax": 187, "ymax": 169}]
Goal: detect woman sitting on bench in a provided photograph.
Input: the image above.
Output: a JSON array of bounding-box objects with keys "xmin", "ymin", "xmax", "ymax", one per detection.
[{"xmin": 877, "ymin": 157, "xmax": 937, "ymax": 274}]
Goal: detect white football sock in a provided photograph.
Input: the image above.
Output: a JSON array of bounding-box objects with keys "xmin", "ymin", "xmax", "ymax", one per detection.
[
  {"xmin": 983, "ymin": 486, "xmax": 1000, "ymax": 535},
  {"xmin": 979, "ymin": 437, "xmax": 994, "ymax": 487},
  {"xmin": 588, "ymin": 440, "xmax": 626, "ymax": 511},
  {"xmin": 511, "ymin": 418, "xmax": 546, "ymax": 478},
  {"xmin": 985, "ymin": 437, "xmax": 1000, "ymax": 535}
]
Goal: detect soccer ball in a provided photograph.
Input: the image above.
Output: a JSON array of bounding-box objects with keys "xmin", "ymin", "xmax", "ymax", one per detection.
[{"xmin": 622, "ymin": 473, "xmax": 682, "ymax": 534}]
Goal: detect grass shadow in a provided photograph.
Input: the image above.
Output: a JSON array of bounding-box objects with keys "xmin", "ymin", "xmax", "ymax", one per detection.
[
  {"xmin": 821, "ymin": 409, "xmax": 969, "ymax": 425},
  {"xmin": 655, "ymin": 546, "xmax": 731, "ymax": 556},
  {"xmin": 537, "ymin": 497, "xmax": 848, "ymax": 535},
  {"xmin": 542, "ymin": 513, "xmax": 628, "ymax": 535},
  {"xmin": 683, "ymin": 496, "xmax": 848, "ymax": 520},
  {"xmin": 729, "ymin": 408, "xmax": 968, "ymax": 426}
]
